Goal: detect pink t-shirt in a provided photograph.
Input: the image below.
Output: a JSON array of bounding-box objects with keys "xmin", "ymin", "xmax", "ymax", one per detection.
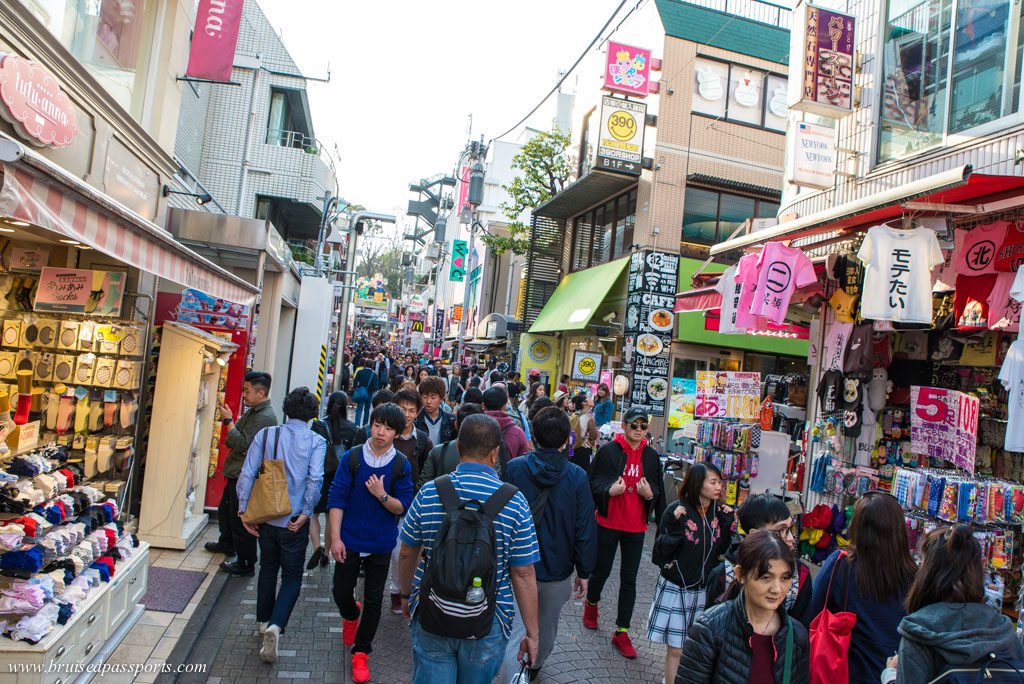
[
  {"xmin": 749, "ymin": 242, "xmax": 818, "ymax": 324},
  {"xmin": 734, "ymin": 253, "xmax": 769, "ymax": 330},
  {"xmin": 955, "ymin": 222, "xmax": 1011, "ymax": 276},
  {"xmin": 988, "ymin": 271, "xmax": 1021, "ymax": 332}
]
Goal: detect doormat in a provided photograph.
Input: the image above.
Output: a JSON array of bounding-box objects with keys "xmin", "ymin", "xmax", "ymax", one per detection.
[{"xmin": 141, "ymin": 567, "xmax": 207, "ymax": 613}]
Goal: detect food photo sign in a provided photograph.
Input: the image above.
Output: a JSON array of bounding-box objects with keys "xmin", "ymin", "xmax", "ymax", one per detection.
[
  {"xmin": 695, "ymin": 371, "xmax": 761, "ymax": 421},
  {"xmin": 624, "ymin": 250, "xmax": 679, "ymax": 416}
]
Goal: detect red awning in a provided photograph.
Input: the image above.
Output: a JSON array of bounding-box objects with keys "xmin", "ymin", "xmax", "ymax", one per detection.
[{"xmin": 674, "ymin": 285, "xmax": 722, "ymax": 313}]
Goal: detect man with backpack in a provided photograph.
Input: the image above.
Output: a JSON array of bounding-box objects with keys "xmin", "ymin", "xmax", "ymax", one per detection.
[
  {"xmin": 397, "ymin": 413, "xmax": 540, "ymax": 683},
  {"xmin": 417, "ymin": 402, "xmax": 485, "ymax": 488},
  {"xmin": 499, "ymin": 406, "xmax": 597, "ymax": 682},
  {"xmin": 327, "ymin": 403, "xmax": 414, "ymax": 683},
  {"xmin": 351, "ymin": 358, "xmax": 378, "ymax": 426},
  {"xmin": 482, "ymin": 386, "xmax": 529, "ymax": 475}
]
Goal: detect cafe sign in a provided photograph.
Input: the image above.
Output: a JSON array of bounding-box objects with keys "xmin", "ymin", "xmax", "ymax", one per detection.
[{"xmin": 0, "ymin": 54, "xmax": 78, "ymax": 147}]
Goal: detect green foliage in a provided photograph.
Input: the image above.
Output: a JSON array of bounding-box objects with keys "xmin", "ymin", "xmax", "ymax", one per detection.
[
  {"xmin": 357, "ymin": 243, "xmax": 404, "ymax": 299},
  {"xmin": 481, "ymin": 128, "xmax": 573, "ymax": 256},
  {"xmin": 290, "ymin": 244, "xmax": 314, "ymax": 266}
]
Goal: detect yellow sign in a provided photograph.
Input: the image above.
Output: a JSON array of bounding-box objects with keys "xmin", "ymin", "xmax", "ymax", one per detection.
[
  {"xmin": 579, "ymin": 357, "xmax": 596, "ymax": 375},
  {"xmin": 571, "ymin": 349, "xmax": 602, "ymax": 383},
  {"xmin": 519, "ymin": 333, "xmax": 557, "ymax": 379},
  {"xmin": 607, "ymin": 110, "xmax": 638, "ymax": 142}
]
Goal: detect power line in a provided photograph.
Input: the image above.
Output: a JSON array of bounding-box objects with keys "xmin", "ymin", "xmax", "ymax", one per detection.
[{"xmin": 490, "ymin": 0, "xmax": 631, "ymax": 144}]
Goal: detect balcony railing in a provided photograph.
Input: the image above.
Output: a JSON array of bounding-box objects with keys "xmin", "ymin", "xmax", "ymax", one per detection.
[
  {"xmin": 676, "ymin": 0, "xmax": 791, "ymax": 28},
  {"xmin": 266, "ymin": 129, "xmax": 337, "ymax": 176}
]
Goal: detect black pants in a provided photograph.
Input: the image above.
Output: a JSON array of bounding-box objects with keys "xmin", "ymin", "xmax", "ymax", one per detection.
[
  {"xmin": 332, "ymin": 551, "xmax": 390, "ymax": 654},
  {"xmin": 586, "ymin": 525, "xmax": 646, "ymax": 629},
  {"xmin": 215, "ymin": 482, "xmax": 236, "ymax": 553},
  {"xmin": 222, "ymin": 478, "xmax": 257, "ymax": 565}
]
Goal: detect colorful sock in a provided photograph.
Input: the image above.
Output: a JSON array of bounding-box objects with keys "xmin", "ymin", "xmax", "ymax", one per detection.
[
  {"xmin": 88, "ymin": 392, "xmax": 103, "ymax": 433},
  {"xmin": 13, "ymin": 392, "xmax": 31, "ymax": 425},
  {"xmin": 74, "ymin": 395, "xmax": 90, "ymax": 434},
  {"xmin": 56, "ymin": 396, "xmax": 74, "ymax": 434},
  {"xmin": 45, "ymin": 394, "xmax": 58, "ymax": 431},
  {"xmin": 120, "ymin": 393, "xmax": 138, "ymax": 429}
]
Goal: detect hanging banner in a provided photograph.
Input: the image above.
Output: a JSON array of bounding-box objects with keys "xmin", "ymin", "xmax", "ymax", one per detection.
[
  {"xmin": 432, "ymin": 308, "xmax": 444, "ymax": 348},
  {"xmin": 788, "ymin": 4, "xmax": 855, "ymax": 117},
  {"xmin": 910, "ymin": 386, "xmax": 979, "ymax": 473},
  {"xmin": 786, "ymin": 121, "xmax": 836, "ymax": 190},
  {"xmin": 185, "ymin": 0, "xmax": 246, "ymax": 83},
  {"xmin": 34, "ymin": 267, "xmax": 126, "ymax": 316},
  {"xmin": 695, "ymin": 371, "xmax": 761, "ymax": 420}
]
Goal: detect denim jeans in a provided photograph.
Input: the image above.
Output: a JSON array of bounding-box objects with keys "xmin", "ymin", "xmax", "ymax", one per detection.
[
  {"xmin": 355, "ymin": 399, "xmax": 372, "ymax": 426},
  {"xmin": 586, "ymin": 526, "xmax": 645, "ymax": 628},
  {"xmin": 332, "ymin": 551, "xmax": 390, "ymax": 654},
  {"xmin": 410, "ymin": 614, "xmax": 507, "ymax": 684},
  {"xmin": 256, "ymin": 522, "xmax": 309, "ymax": 630}
]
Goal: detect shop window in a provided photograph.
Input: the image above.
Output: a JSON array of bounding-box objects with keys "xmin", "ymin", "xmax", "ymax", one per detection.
[
  {"xmin": 683, "ymin": 186, "xmax": 777, "ymax": 244},
  {"xmin": 879, "ymin": 0, "xmax": 1024, "ymax": 162},
  {"xmin": 572, "ymin": 214, "xmax": 593, "ymax": 271},
  {"xmin": 568, "ymin": 189, "xmax": 636, "ymax": 271},
  {"xmin": 692, "ymin": 57, "xmax": 787, "ymax": 134},
  {"xmin": 19, "ymin": 0, "xmax": 154, "ymax": 116}
]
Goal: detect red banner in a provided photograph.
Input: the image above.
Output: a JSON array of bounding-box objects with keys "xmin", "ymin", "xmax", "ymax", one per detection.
[{"xmin": 186, "ymin": 0, "xmax": 245, "ymax": 83}]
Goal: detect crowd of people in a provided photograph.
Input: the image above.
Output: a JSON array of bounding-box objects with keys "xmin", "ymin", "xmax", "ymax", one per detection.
[{"xmin": 205, "ymin": 342, "xmax": 1024, "ymax": 684}]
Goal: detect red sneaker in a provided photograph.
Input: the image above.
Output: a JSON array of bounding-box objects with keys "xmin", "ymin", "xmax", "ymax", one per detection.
[
  {"xmin": 342, "ymin": 601, "xmax": 361, "ymax": 647},
  {"xmin": 351, "ymin": 652, "xmax": 370, "ymax": 683},
  {"xmin": 390, "ymin": 593, "xmax": 403, "ymax": 615},
  {"xmin": 582, "ymin": 601, "xmax": 599, "ymax": 630},
  {"xmin": 611, "ymin": 631, "xmax": 637, "ymax": 658}
]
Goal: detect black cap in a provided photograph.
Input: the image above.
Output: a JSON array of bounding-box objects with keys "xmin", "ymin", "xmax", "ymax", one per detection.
[{"xmin": 623, "ymin": 406, "xmax": 649, "ymax": 423}]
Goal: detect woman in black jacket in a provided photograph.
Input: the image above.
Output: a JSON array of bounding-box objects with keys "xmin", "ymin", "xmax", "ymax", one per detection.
[
  {"xmin": 677, "ymin": 529, "xmax": 810, "ymax": 684},
  {"xmin": 649, "ymin": 461, "xmax": 733, "ymax": 684},
  {"xmin": 308, "ymin": 392, "xmax": 358, "ymax": 569}
]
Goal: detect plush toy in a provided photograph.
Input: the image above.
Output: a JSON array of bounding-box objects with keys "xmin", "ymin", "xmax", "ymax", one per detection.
[{"xmin": 862, "ymin": 367, "xmax": 892, "ymax": 425}]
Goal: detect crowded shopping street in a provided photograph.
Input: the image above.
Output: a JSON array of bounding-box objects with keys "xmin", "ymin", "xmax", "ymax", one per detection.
[{"xmin": 5, "ymin": 0, "xmax": 1024, "ymax": 682}]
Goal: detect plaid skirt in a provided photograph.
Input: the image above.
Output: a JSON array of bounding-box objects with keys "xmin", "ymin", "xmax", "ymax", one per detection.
[{"xmin": 646, "ymin": 575, "xmax": 706, "ymax": 648}]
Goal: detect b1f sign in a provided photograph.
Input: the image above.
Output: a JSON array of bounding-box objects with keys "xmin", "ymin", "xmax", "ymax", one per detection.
[{"xmin": 786, "ymin": 121, "xmax": 836, "ymax": 190}]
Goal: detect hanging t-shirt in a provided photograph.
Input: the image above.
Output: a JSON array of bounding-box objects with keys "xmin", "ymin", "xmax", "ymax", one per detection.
[
  {"xmin": 960, "ymin": 332, "xmax": 999, "ymax": 366},
  {"xmin": 998, "ymin": 339, "xmax": 1024, "ymax": 451},
  {"xmin": 749, "ymin": 243, "xmax": 817, "ymax": 324},
  {"xmin": 858, "ymin": 226, "xmax": 944, "ymax": 323},
  {"xmin": 829, "ymin": 289, "xmax": 858, "ymax": 323},
  {"xmin": 987, "ymin": 272, "xmax": 1021, "ymax": 333},
  {"xmin": 822, "ymin": 320, "xmax": 853, "ymax": 372},
  {"xmin": 896, "ymin": 331, "xmax": 928, "ymax": 360},
  {"xmin": 832, "ymin": 252, "xmax": 864, "ymax": 297},
  {"xmin": 932, "ymin": 239, "xmax": 957, "ymax": 292},
  {"xmin": 995, "ymin": 222, "xmax": 1024, "ymax": 272},
  {"xmin": 816, "ymin": 369, "xmax": 843, "ymax": 414},
  {"xmin": 734, "ymin": 253, "xmax": 769, "ymax": 331},
  {"xmin": 954, "ymin": 222, "xmax": 1010, "ymax": 276},
  {"xmin": 844, "ymin": 323, "xmax": 874, "ymax": 374},
  {"xmin": 1009, "ymin": 264, "xmax": 1024, "ymax": 303},
  {"xmin": 714, "ymin": 265, "xmax": 746, "ymax": 334},
  {"xmin": 953, "ymin": 274, "xmax": 998, "ymax": 331}
]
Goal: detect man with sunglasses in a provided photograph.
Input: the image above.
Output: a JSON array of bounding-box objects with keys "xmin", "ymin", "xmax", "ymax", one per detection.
[
  {"xmin": 584, "ymin": 406, "xmax": 662, "ymax": 658},
  {"xmin": 703, "ymin": 493, "xmax": 812, "ymax": 625}
]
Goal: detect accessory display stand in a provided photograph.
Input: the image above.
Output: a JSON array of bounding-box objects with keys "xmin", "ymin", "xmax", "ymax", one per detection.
[{"xmin": 137, "ymin": 323, "xmax": 237, "ymax": 549}]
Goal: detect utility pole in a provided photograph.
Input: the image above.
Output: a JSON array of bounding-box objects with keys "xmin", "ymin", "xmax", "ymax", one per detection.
[{"xmin": 456, "ymin": 139, "xmax": 487, "ymax": 365}]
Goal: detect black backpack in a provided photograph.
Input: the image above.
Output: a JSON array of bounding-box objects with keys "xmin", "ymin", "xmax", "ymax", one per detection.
[
  {"xmin": 347, "ymin": 449, "xmax": 409, "ymax": 497},
  {"xmin": 418, "ymin": 474, "xmax": 518, "ymax": 639},
  {"xmin": 496, "ymin": 424, "xmax": 513, "ymax": 477},
  {"xmin": 931, "ymin": 653, "xmax": 1024, "ymax": 683}
]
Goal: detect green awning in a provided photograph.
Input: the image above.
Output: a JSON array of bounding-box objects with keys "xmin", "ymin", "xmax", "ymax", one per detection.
[{"xmin": 529, "ymin": 257, "xmax": 631, "ymax": 334}]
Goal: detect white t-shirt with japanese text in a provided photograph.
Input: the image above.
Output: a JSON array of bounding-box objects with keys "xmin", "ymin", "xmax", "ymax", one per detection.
[
  {"xmin": 999, "ymin": 339, "xmax": 1024, "ymax": 451},
  {"xmin": 714, "ymin": 265, "xmax": 746, "ymax": 334},
  {"xmin": 857, "ymin": 225, "xmax": 944, "ymax": 323}
]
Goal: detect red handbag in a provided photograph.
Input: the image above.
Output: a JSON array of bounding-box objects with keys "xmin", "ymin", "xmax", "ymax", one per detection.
[{"xmin": 809, "ymin": 551, "xmax": 857, "ymax": 684}]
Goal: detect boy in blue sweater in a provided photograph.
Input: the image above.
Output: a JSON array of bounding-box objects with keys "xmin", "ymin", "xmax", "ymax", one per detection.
[{"xmin": 327, "ymin": 403, "xmax": 414, "ymax": 683}]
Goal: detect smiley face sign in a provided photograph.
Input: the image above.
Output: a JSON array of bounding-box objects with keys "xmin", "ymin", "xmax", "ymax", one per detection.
[{"xmin": 572, "ymin": 350, "xmax": 603, "ymax": 382}]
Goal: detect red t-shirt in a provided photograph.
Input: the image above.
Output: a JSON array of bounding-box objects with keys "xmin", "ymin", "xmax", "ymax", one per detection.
[
  {"xmin": 996, "ymin": 222, "xmax": 1024, "ymax": 272},
  {"xmin": 954, "ymin": 274, "xmax": 998, "ymax": 330},
  {"xmin": 596, "ymin": 435, "xmax": 648, "ymax": 533}
]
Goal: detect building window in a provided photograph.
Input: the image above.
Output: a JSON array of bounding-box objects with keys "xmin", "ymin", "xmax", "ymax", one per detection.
[
  {"xmin": 692, "ymin": 57, "xmax": 788, "ymax": 134},
  {"xmin": 19, "ymin": 0, "xmax": 154, "ymax": 116},
  {"xmin": 568, "ymin": 188, "xmax": 637, "ymax": 271},
  {"xmin": 682, "ymin": 186, "xmax": 780, "ymax": 245},
  {"xmin": 879, "ymin": 0, "xmax": 1024, "ymax": 162}
]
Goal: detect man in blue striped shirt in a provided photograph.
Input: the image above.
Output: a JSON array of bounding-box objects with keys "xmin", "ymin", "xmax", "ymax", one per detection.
[{"xmin": 398, "ymin": 414, "xmax": 541, "ymax": 683}]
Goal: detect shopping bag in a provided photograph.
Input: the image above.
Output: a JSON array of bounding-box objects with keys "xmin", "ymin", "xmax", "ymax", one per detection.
[
  {"xmin": 240, "ymin": 428, "xmax": 292, "ymax": 524},
  {"xmin": 809, "ymin": 551, "xmax": 856, "ymax": 684}
]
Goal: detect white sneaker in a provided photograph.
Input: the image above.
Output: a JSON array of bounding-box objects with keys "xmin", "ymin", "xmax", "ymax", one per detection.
[
  {"xmin": 260, "ymin": 624, "xmax": 279, "ymax": 663},
  {"xmin": 257, "ymin": 621, "xmax": 268, "ymax": 635}
]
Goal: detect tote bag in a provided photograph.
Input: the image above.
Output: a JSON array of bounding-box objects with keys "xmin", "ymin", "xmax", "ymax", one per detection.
[
  {"xmin": 809, "ymin": 551, "xmax": 857, "ymax": 684},
  {"xmin": 240, "ymin": 427, "xmax": 292, "ymax": 524}
]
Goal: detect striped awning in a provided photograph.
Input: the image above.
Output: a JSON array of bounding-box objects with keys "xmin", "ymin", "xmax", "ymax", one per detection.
[{"xmin": 0, "ymin": 161, "xmax": 258, "ymax": 306}]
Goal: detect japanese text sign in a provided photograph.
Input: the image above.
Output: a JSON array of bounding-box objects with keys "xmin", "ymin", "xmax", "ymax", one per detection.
[
  {"xmin": 603, "ymin": 42, "xmax": 652, "ymax": 98},
  {"xmin": 789, "ymin": 4, "xmax": 855, "ymax": 117},
  {"xmin": 910, "ymin": 386, "xmax": 979, "ymax": 473},
  {"xmin": 695, "ymin": 371, "xmax": 761, "ymax": 421},
  {"xmin": 34, "ymin": 267, "xmax": 125, "ymax": 316}
]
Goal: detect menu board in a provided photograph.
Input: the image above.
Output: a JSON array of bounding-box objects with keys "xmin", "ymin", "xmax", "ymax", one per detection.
[
  {"xmin": 695, "ymin": 371, "xmax": 761, "ymax": 421},
  {"xmin": 910, "ymin": 385, "xmax": 979, "ymax": 473},
  {"xmin": 624, "ymin": 250, "xmax": 679, "ymax": 416}
]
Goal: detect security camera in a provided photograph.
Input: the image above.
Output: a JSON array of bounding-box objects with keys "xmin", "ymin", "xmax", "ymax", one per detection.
[{"xmin": 602, "ymin": 312, "xmax": 616, "ymax": 323}]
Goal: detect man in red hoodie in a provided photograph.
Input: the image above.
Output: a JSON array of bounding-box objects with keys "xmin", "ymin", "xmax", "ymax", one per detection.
[
  {"xmin": 583, "ymin": 406, "xmax": 662, "ymax": 658},
  {"xmin": 482, "ymin": 386, "xmax": 529, "ymax": 474}
]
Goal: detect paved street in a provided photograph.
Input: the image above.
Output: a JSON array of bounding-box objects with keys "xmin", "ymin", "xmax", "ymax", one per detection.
[{"xmin": 197, "ymin": 527, "xmax": 666, "ymax": 683}]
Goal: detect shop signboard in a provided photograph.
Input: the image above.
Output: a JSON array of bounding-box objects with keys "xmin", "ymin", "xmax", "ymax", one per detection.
[
  {"xmin": 624, "ymin": 250, "xmax": 679, "ymax": 416},
  {"xmin": 910, "ymin": 385, "xmax": 979, "ymax": 473},
  {"xmin": 34, "ymin": 267, "xmax": 125, "ymax": 316},
  {"xmin": 788, "ymin": 4, "xmax": 855, "ymax": 117},
  {"xmin": 432, "ymin": 308, "xmax": 444, "ymax": 348},
  {"xmin": 9, "ymin": 246, "xmax": 48, "ymax": 271},
  {"xmin": 452, "ymin": 305, "xmax": 463, "ymax": 321},
  {"xmin": 571, "ymin": 349, "xmax": 603, "ymax": 383},
  {"xmin": 0, "ymin": 54, "xmax": 79, "ymax": 147},
  {"xmin": 596, "ymin": 96, "xmax": 645, "ymax": 177},
  {"xmin": 695, "ymin": 371, "xmax": 761, "ymax": 420},
  {"xmin": 354, "ymin": 274, "xmax": 389, "ymax": 310},
  {"xmin": 103, "ymin": 139, "xmax": 160, "ymax": 219},
  {"xmin": 157, "ymin": 288, "xmax": 250, "ymax": 330},
  {"xmin": 786, "ymin": 121, "xmax": 836, "ymax": 190},
  {"xmin": 450, "ymin": 240, "xmax": 468, "ymax": 281},
  {"xmin": 603, "ymin": 42, "xmax": 652, "ymax": 98},
  {"xmin": 409, "ymin": 312, "xmax": 425, "ymax": 334},
  {"xmin": 186, "ymin": 0, "xmax": 245, "ymax": 83},
  {"xmin": 668, "ymin": 377, "xmax": 697, "ymax": 429}
]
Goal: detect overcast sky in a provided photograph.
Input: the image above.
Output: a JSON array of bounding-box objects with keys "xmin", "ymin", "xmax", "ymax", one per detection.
[{"xmin": 260, "ymin": 0, "xmax": 633, "ymax": 228}]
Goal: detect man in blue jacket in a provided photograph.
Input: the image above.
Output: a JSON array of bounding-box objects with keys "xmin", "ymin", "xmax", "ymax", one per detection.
[{"xmin": 499, "ymin": 405, "xmax": 597, "ymax": 681}]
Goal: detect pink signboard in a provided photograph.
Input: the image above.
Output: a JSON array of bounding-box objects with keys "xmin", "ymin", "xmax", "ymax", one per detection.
[
  {"xmin": 186, "ymin": 0, "xmax": 246, "ymax": 83},
  {"xmin": 604, "ymin": 42, "xmax": 652, "ymax": 98},
  {"xmin": 910, "ymin": 386, "xmax": 979, "ymax": 473},
  {"xmin": 34, "ymin": 267, "xmax": 126, "ymax": 316},
  {"xmin": 0, "ymin": 55, "xmax": 78, "ymax": 147}
]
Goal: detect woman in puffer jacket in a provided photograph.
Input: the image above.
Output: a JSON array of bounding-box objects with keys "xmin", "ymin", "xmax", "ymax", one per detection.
[{"xmin": 677, "ymin": 529, "xmax": 810, "ymax": 684}]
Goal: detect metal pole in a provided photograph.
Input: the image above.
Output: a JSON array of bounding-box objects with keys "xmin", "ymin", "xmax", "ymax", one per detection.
[
  {"xmin": 314, "ymin": 191, "xmax": 336, "ymax": 276},
  {"xmin": 455, "ymin": 216, "xmax": 477, "ymax": 364}
]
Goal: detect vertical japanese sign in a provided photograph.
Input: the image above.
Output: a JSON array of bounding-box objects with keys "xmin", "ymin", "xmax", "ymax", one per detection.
[
  {"xmin": 695, "ymin": 372, "xmax": 761, "ymax": 420},
  {"xmin": 603, "ymin": 42, "xmax": 652, "ymax": 98},
  {"xmin": 910, "ymin": 386, "xmax": 980, "ymax": 472},
  {"xmin": 186, "ymin": 0, "xmax": 246, "ymax": 83},
  {"xmin": 450, "ymin": 240, "xmax": 468, "ymax": 282},
  {"xmin": 432, "ymin": 308, "xmax": 444, "ymax": 349},
  {"xmin": 789, "ymin": 4, "xmax": 855, "ymax": 117},
  {"xmin": 624, "ymin": 250, "xmax": 679, "ymax": 416}
]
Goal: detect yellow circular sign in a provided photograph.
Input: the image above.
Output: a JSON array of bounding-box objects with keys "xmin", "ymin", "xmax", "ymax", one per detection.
[
  {"xmin": 607, "ymin": 111, "xmax": 637, "ymax": 142},
  {"xmin": 578, "ymin": 357, "xmax": 596, "ymax": 375},
  {"xmin": 529, "ymin": 340, "xmax": 551, "ymax": 363}
]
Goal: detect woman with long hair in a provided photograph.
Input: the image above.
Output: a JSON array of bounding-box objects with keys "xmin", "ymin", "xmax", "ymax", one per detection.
[
  {"xmin": 677, "ymin": 529, "xmax": 810, "ymax": 683},
  {"xmin": 417, "ymin": 367, "xmax": 430, "ymax": 385},
  {"xmin": 404, "ymin": 364, "xmax": 416, "ymax": 382},
  {"xmin": 882, "ymin": 524, "xmax": 1024, "ymax": 684},
  {"xmin": 308, "ymin": 392, "xmax": 359, "ymax": 568},
  {"xmin": 570, "ymin": 392, "xmax": 598, "ymax": 472},
  {"xmin": 808, "ymin": 491, "xmax": 917, "ymax": 682},
  {"xmin": 649, "ymin": 462, "xmax": 735, "ymax": 684},
  {"xmin": 594, "ymin": 382, "xmax": 613, "ymax": 427},
  {"xmin": 520, "ymin": 381, "xmax": 547, "ymax": 415}
]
